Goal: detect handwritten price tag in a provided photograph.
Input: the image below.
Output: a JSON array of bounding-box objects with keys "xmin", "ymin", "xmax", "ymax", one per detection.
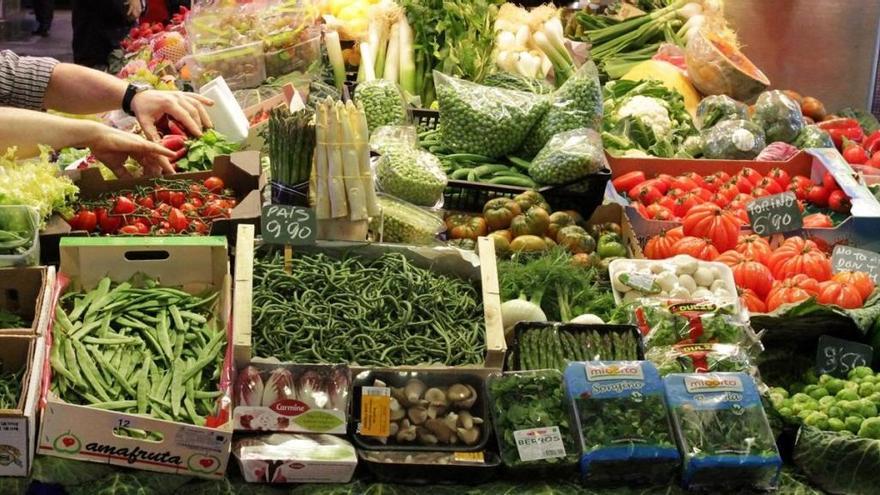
[
  {"xmin": 746, "ymin": 192, "xmax": 802, "ymax": 236},
  {"xmin": 832, "ymin": 245, "xmax": 880, "ymax": 284},
  {"xmin": 261, "ymin": 205, "xmax": 316, "ymax": 246},
  {"xmin": 816, "ymin": 335, "xmax": 874, "ymax": 378}
]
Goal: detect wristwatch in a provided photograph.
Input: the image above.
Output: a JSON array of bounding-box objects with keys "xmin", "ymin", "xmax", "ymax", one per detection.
[{"xmin": 122, "ymin": 83, "xmax": 150, "ymax": 116}]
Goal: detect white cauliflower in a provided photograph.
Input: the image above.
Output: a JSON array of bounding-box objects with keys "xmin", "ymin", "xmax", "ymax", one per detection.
[{"xmin": 616, "ymin": 96, "xmax": 673, "ymax": 139}]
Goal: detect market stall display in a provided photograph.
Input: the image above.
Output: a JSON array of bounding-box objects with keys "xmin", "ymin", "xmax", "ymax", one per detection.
[{"xmin": 4, "ymin": 0, "xmax": 880, "ymax": 492}]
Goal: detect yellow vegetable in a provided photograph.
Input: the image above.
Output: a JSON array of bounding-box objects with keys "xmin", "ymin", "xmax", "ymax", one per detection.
[{"xmin": 622, "ymin": 60, "xmax": 701, "ymax": 117}]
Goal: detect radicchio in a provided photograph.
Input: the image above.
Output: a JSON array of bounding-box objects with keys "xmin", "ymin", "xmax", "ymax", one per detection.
[
  {"xmin": 756, "ymin": 141, "xmax": 799, "ymax": 162},
  {"xmin": 296, "ymin": 370, "xmax": 328, "ymax": 409},
  {"xmin": 262, "ymin": 368, "xmax": 296, "ymax": 407},
  {"xmin": 328, "ymin": 366, "xmax": 351, "ymax": 411},
  {"xmin": 236, "ymin": 366, "xmax": 264, "ymax": 407}
]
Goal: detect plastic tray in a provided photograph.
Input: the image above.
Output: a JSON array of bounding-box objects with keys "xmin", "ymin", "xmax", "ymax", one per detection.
[
  {"xmin": 264, "ymin": 36, "xmax": 320, "ymax": 78},
  {"xmin": 608, "ymin": 256, "xmax": 738, "ymax": 307},
  {"xmin": 350, "ymin": 369, "xmax": 489, "ymax": 453},
  {"xmin": 185, "ymin": 41, "xmax": 266, "ymax": 91},
  {"xmin": 0, "ymin": 206, "xmax": 40, "ymax": 268},
  {"xmin": 507, "ymin": 322, "xmax": 645, "ymax": 372},
  {"xmin": 358, "ymin": 449, "xmax": 501, "ymax": 485}
]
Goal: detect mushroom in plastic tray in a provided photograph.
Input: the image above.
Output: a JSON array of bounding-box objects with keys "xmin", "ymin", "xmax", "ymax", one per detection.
[
  {"xmin": 609, "ymin": 256, "xmax": 737, "ymax": 307},
  {"xmin": 352, "ymin": 370, "xmax": 489, "ymax": 451}
]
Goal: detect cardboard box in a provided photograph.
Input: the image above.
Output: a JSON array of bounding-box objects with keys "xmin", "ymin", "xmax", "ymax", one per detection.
[
  {"xmin": 232, "ymin": 225, "xmax": 506, "ymax": 370},
  {"xmin": 240, "ymin": 84, "xmax": 300, "ymax": 153},
  {"xmin": 38, "ymin": 237, "xmax": 234, "ymax": 478},
  {"xmin": 0, "ymin": 333, "xmax": 45, "ymax": 476},
  {"xmin": 608, "ymin": 149, "xmax": 880, "ymax": 249},
  {"xmin": 586, "ymin": 203, "xmax": 643, "ymax": 259},
  {"xmin": 39, "ymin": 151, "xmax": 265, "ymax": 264},
  {"xmin": 0, "ymin": 266, "xmax": 54, "ymax": 335}
]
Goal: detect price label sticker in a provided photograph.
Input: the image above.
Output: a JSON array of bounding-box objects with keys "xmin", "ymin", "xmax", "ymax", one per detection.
[
  {"xmin": 513, "ymin": 426, "xmax": 567, "ymax": 462},
  {"xmin": 746, "ymin": 192, "xmax": 802, "ymax": 236},
  {"xmin": 832, "ymin": 245, "xmax": 880, "ymax": 284},
  {"xmin": 453, "ymin": 451, "xmax": 486, "ymax": 464},
  {"xmin": 261, "ymin": 205, "xmax": 317, "ymax": 246},
  {"xmin": 358, "ymin": 386, "xmax": 390, "ymax": 438},
  {"xmin": 816, "ymin": 335, "xmax": 874, "ymax": 378}
]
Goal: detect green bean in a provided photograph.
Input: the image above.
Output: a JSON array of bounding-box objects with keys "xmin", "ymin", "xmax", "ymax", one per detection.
[{"xmin": 89, "ymin": 400, "xmax": 137, "ymax": 411}]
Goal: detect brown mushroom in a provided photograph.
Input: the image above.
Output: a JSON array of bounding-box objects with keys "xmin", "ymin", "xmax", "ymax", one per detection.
[
  {"xmin": 404, "ymin": 379, "xmax": 427, "ymax": 403},
  {"xmin": 454, "ymin": 384, "xmax": 478, "ymax": 409},
  {"xmin": 424, "ymin": 418, "xmax": 456, "ymax": 444},
  {"xmin": 458, "ymin": 411, "xmax": 474, "ymax": 430},
  {"xmin": 457, "ymin": 426, "xmax": 481, "ymax": 446},
  {"xmin": 424, "ymin": 387, "xmax": 448, "ymax": 407},
  {"xmin": 416, "ymin": 426, "xmax": 438, "ymax": 445},
  {"xmin": 408, "ymin": 405, "xmax": 428, "ymax": 425},
  {"xmin": 390, "ymin": 386, "xmax": 409, "ymax": 407},
  {"xmin": 447, "ymin": 384, "xmax": 470, "ymax": 402},
  {"xmin": 427, "ymin": 404, "xmax": 447, "ymax": 419},
  {"xmin": 390, "ymin": 398, "xmax": 406, "ymax": 421},
  {"xmin": 397, "ymin": 419, "xmax": 417, "ymax": 442}
]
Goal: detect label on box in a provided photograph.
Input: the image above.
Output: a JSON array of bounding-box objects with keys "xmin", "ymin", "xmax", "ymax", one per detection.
[
  {"xmin": 832, "ymin": 245, "xmax": 880, "ymax": 283},
  {"xmin": 233, "ymin": 407, "xmax": 346, "ymax": 434},
  {"xmin": 174, "ymin": 426, "xmax": 227, "ymax": 453},
  {"xmin": 816, "ymin": 335, "xmax": 874, "ymax": 378},
  {"xmin": 0, "ymin": 418, "xmax": 28, "ymax": 476},
  {"xmin": 358, "ymin": 387, "xmax": 390, "ymax": 438},
  {"xmin": 747, "ymin": 192, "xmax": 802, "ymax": 236},
  {"xmin": 261, "ymin": 205, "xmax": 316, "ymax": 246},
  {"xmin": 513, "ymin": 426, "xmax": 566, "ymax": 462},
  {"xmin": 453, "ymin": 451, "xmax": 486, "ymax": 464},
  {"xmin": 624, "ymin": 272, "xmax": 655, "ymax": 292}
]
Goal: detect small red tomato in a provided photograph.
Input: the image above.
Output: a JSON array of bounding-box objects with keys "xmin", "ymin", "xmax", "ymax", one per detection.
[
  {"xmin": 119, "ymin": 225, "xmax": 140, "ymax": 235},
  {"xmin": 190, "ymin": 197, "xmax": 204, "ymax": 208},
  {"xmin": 180, "ymin": 202, "xmax": 198, "ymax": 215},
  {"xmin": 134, "ymin": 221, "xmax": 150, "ymax": 234},
  {"xmin": 732, "ymin": 176, "xmax": 754, "ymax": 194},
  {"xmin": 843, "ymin": 145, "xmax": 869, "ymax": 164},
  {"xmin": 168, "ymin": 208, "xmax": 189, "ymax": 233},
  {"xmin": 76, "ymin": 210, "xmax": 97, "ymax": 232},
  {"xmin": 822, "ymin": 171, "xmax": 839, "ymax": 191},
  {"xmin": 66, "ymin": 213, "xmax": 82, "ymax": 231},
  {"xmin": 98, "ymin": 214, "xmax": 122, "ymax": 233},
  {"xmin": 828, "ymin": 189, "xmax": 852, "ymax": 213},
  {"xmin": 192, "ymin": 219, "xmax": 210, "ymax": 234},
  {"xmin": 188, "ymin": 184, "xmax": 205, "ymax": 199},
  {"xmin": 767, "ymin": 167, "xmax": 791, "ymax": 189},
  {"xmin": 628, "ymin": 184, "xmax": 662, "ymax": 205},
  {"xmin": 756, "ymin": 177, "xmax": 783, "ymax": 195},
  {"xmin": 154, "ymin": 187, "xmax": 171, "ymax": 205},
  {"xmin": 739, "ymin": 167, "xmax": 763, "ymax": 185},
  {"xmin": 671, "ymin": 176, "xmax": 699, "ymax": 191},
  {"xmin": 807, "ymin": 185, "xmax": 831, "ymax": 207},
  {"xmin": 137, "ymin": 196, "xmax": 155, "ymax": 209},
  {"xmin": 169, "ymin": 191, "xmax": 186, "ymax": 208},
  {"xmin": 113, "ymin": 196, "xmax": 136, "ymax": 215},
  {"xmin": 202, "ymin": 200, "xmax": 226, "ymax": 218},
  {"xmin": 204, "ymin": 176, "xmax": 225, "ymax": 193},
  {"xmin": 788, "ymin": 182, "xmax": 808, "ymax": 200}
]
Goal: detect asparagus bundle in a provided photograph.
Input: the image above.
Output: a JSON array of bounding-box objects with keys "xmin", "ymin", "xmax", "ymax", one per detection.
[
  {"xmin": 268, "ymin": 108, "xmax": 316, "ymax": 187},
  {"xmin": 312, "ymin": 98, "xmax": 380, "ymax": 222}
]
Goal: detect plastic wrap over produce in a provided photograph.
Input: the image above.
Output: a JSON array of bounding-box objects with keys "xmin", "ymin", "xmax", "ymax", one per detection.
[
  {"xmin": 529, "ymin": 128, "xmax": 607, "ymax": 186},
  {"xmin": 233, "ymin": 433, "xmax": 357, "ymax": 484},
  {"xmin": 375, "ymin": 146, "xmax": 447, "ymax": 207},
  {"xmin": 752, "ymin": 90, "xmax": 805, "ymax": 144}
]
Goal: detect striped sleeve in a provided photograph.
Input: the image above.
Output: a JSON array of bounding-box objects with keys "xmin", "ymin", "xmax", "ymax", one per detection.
[{"xmin": 0, "ymin": 50, "xmax": 59, "ymax": 110}]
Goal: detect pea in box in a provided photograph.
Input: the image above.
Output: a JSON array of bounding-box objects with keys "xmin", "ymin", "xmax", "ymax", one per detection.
[{"xmin": 38, "ymin": 237, "xmax": 234, "ymax": 478}]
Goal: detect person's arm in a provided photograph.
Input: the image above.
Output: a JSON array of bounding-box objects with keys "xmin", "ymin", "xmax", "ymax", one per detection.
[
  {"xmin": 43, "ymin": 63, "xmax": 213, "ymax": 140},
  {"xmin": 0, "ymin": 107, "xmax": 176, "ymax": 177}
]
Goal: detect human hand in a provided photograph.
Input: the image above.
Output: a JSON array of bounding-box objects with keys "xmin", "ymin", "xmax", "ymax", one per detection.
[
  {"xmin": 130, "ymin": 90, "xmax": 214, "ymax": 141},
  {"xmin": 85, "ymin": 124, "xmax": 176, "ymax": 178},
  {"xmin": 127, "ymin": 0, "xmax": 143, "ymax": 20}
]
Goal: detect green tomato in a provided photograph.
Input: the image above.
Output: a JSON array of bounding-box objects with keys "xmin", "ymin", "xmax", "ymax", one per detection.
[
  {"xmin": 804, "ymin": 411, "xmax": 830, "ymax": 429},
  {"xmin": 836, "ymin": 389, "xmax": 860, "ymax": 402},
  {"xmin": 597, "ymin": 241, "xmax": 627, "ymax": 259},
  {"xmin": 860, "ymin": 382, "xmax": 876, "ymax": 397},
  {"xmin": 828, "ymin": 417, "xmax": 847, "ymax": 432},
  {"xmin": 845, "ymin": 416, "xmax": 865, "ymax": 434},
  {"xmin": 858, "ymin": 417, "xmax": 880, "ymax": 439},
  {"xmin": 809, "ymin": 387, "xmax": 830, "ymax": 400}
]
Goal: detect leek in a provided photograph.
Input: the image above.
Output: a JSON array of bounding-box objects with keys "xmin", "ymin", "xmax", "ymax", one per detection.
[
  {"xmin": 383, "ymin": 22, "xmax": 400, "ymax": 83},
  {"xmin": 398, "ymin": 16, "xmax": 416, "ymax": 97},
  {"xmin": 324, "ymin": 31, "xmax": 346, "ymax": 91},
  {"xmin": 533, "ymin": 31, "xmax": 572, "ymax": 84},
  {"xmin": 360, "ymin": 41, "xmax": 377, "ymax": 82}
]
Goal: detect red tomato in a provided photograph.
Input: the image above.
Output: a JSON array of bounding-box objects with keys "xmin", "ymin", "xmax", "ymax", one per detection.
[
  {"xmin": 188, "ymin": 184, "xmax": 206, "ymax": 200},
  {"xmin": 671, "ymin": 176, "xmax": 699, "ymax": 191},
  {"xmin": 674, "ymin": 194, "xmax": 704, "ymax": 218},
  {"xmin": 154, "ymin": 187, "xmax": 172, "ymax": 205},
  {"xmin": 169, "ymin": 191, "xmax": 186, "ymax": 208},
  {"xmin": 119, "ymin": 225, "xmax": 140, "ymax": 235},
  {"xmin": 192, "ymin": 219, "xmax": 209, "ymax": 234},
  {"xmin": 643, "ymin": 178, "xmax": 669, "ymax": 195},
  {"xmin": 822, "ymin": 171, "xmax": 838, "ymax": 191},
  {"xmin": 137, "ymin": 196, "xmax": 155, "ymax": 209},
  {"xmin": 828, "ymin": 189, "xmax": 851, "ymax": 213},
  {"xmin": 190, "ymin": 197, "xmax": 204, "ymax": 208},
  {"xmin": 658, "ymin": 196, "xmax": 676, "ymax": 212},
  {"xmin": 180, "ymin": 202, "xmax": 199, "ymax": 215},
  {"xmin": 767, "ymin": 168, "xmax": 791, "ymax": 189},
  {"xmin": 113, "ymin": 197, "xmax": 136, "ymax": 215},
  {"xmin": 751, "ymin": 187, "xmax": 770, "ymax": 198},
  {"xmin": 693, "ymin": 188, "xmax": 714, "ymax": 202},
  {"xmin": 612, "ymin": 171, "xmax": 646, "ymax": 193},
  {"xmin": 731, "ymin": 176, "xmax": 754, "ymax": 194},
  {"xmin": 657, "ymin": 174, "xmax": 676, "ymax": 189},
  {"xmin": 790, "ymin": 175, "xmax": 813, "ymax": 190},
  {"xmin": 628, "ymin": 184, "xmax": 662, "ymax": 205},
  {"xmin": 788, "ymin": 182, "xmax": 808, "ymax": 201},
  {"xmin": 702, "ymin": 174, "xmax": 723, "ymax": 193},
  {"xmin": 803, "ymin": 213, "xmax": 834, "ymax": 228},
  {"xmin": 168, "ymin": 208, "xmax": 189, "ymax": 233},
  {"xmin": 710, "ymin": 193, "xmax": 730, "ymax": 208},
  {"xmin": 667, "ymin": 187, "xmax": 686, "ymax": 199},
  {"xmin": 756, "ymin": 177, "xmax": 783, "ymax": 195},
  {"xmin": 807, "ymin": 185, "xmax": 831, "ymax": 207},
  {"xmin": 202, "ymin": 201, "xmax": 225, "ymax": 218},
  {"xmin": 204, "ymin": 176, "xmax": 225, "ymax": 193},
  {"xmin": 739, "ymin": 167, "xmax": 763, "ymax": 185},
  {"xmin": 98, "ymin": 213, "xmax": 122, "ymax": 233},
  {"xmin": 134, "ymin": 221, "xmax": 150, "ymax": 234},
  {"xmin": 718, "ymin": 183, "xmax": 740, "ymax": 201},
  {"xmin": 682, "ymin": 172, "xmax": 707, "ymax": 188},
  {"xmin": 715, "ymin": 171, "xmax": 731, "ymax": 183},
  {"xmin": 843, "ymin": 144, "xmax": 869, "ymax": 164}
]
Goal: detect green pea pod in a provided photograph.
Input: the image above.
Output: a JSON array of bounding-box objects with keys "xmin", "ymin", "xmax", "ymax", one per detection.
[{"xmin": 170, "ymin": 359, "xmax": 185, "ymax": 419}]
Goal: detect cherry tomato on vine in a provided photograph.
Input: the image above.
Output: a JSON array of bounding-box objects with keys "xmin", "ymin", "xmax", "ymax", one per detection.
[
  {"xmin": 192, "ymin": 219, "xmax": 209, "ymax": 234},
  {"xmin": 204, "ymin": 177, "xmax": 224, "ymax": 193},
  {"xmin": 77, "ymin": 210, "xmax": 98, "ymax": 232},
  {"xmin": 119, "ymin": 225, "xmax": 140, "ymax": 235},
  {"xmin": 113, "ymin": 197, "xmax": 136, "ymax": 215},
  {"xmin": 168, "ymin": 208, "xmax": 189, "ymax": 233},
  {"xmin": 137, "ymin": 196, "xmax": 155, "ymax": 209}
]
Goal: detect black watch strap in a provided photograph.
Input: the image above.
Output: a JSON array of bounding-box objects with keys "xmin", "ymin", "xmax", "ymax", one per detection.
[{"xmin": 122, "ymin": 84, "xmax": 142, "ymax": 116}]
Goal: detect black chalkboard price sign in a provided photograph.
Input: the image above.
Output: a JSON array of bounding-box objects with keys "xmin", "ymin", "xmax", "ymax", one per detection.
[
  {"xmin": 832, "ymin": 245, "xmax": 880, "ymax": 284},
  {"xmin": 261, "ymin": 205, "xmax": 317, "ymax": 246},
  {"xmin": 746, "ymin": 192, "xmax": 803, "ymax": 236},
  {"xmin": 816, "ymin": 335, "xmax": 874, "ymax": 378}
]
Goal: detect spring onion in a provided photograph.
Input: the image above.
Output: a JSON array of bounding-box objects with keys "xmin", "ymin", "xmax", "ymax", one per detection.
[{"xmin": 324, "ymin": 30, "xmax": 346, "ymax": 90}]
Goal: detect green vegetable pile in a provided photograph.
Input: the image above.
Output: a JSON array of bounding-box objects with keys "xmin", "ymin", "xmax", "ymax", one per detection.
[
  {"xmin": 601, "ymin": 79, "xmax": 696, "ymax": 158},
  {"xmin": 0, "ymin": 206, "xmax": 36, "ymax": 259},
  {"xmin": 418, "ymin": 130, "xmax": 538, "ymax": 188},
  {"xmin": 176, "ymin": 129, "xmax": 240, "ymax": 172},
  {"xmin": 694, "ymin": 95, "xmax": 748, "ymax": 130},
  {"xmin": 522, "ymin": 62, "xmax": 603, "ymax": 157},
  {"xmin": 354, "ymin": 80, "xmax": 408, "ymax": 132},
  {"xmin": 528, "ymin": 128, "xmax": 607, "ymax": 186},
  {"xmin": 0, "ymin": 364, "xmax": 23, "ymax": 409},
  {"xmin": 375, "ymin": 147, "xmax": 447, "ymax": 206},
  {"xmin": 614, "ymin": 303, "xmax": 749, "ymax": 348},
  {"xmin": 752, "ymin": 90, "xmax": 805, "ymax": 144},
  {"xmin": 673, "ymin": 402, "xmax": 779, "ymax": 456},
  {"xmin": 701, "ymin": 119, "xmax": 766, "ymax": 160},
  {"xmin": 251, "ymin": 251, "xmax": 484, "ymax": 367},
  {"xmin": 514, "ymin": 325, "xmax": 639, "ymax": 371},
  {"xmin": 267, "ymin": 107, "xmax": 316, "ymax": 187},
  {"xmin": 0, "ymin": 148, "xmax": 78, "ymax": 224},
  {"xmin": 0, "ymin": 309, "xmax": 24, "ymax": 329},
  {"xmin": 488, "ymin": 370, "xmax": 578, "ymax": 468},
  {"xmin": 647, "ymin": 343, "xmax": 753, "ymax": 376},
  {"xmin": 435, "ymin": 72, "xmax": 549, "ymax": 158},
  {"xmin": 482, "ymin": 72, "xmax": 554, "ymax": 95},
  {"xmin": 769, "ymin": 366, "xmax": 880, "ymax": 439},
  {"xmin": 51, "ymin": 276, "xmax": 225, "ymax": 425}
]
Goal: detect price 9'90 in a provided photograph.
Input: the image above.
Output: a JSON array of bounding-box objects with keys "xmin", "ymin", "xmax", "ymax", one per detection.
[{"xmin": 265, "ymin": 219, "xmax": 312, "ymax": 241}]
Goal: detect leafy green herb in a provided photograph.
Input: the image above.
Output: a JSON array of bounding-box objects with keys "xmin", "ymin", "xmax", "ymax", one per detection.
[
  {"xmin": 0, "ymin": 364, "xmax": 23, "ymax": 409},
  {"xmin": 0, "ymin": 309, "xmax": 24, "ymax": 329},
  {"xmin": 176, "ymin": 130, "xmax": 239, "ymax": 172},
  {"xmin": 647, "ymin": 343, "xmax": 753, "ymax": 375},
  {"xmin": 615, "ymin": 304, "xmax": 748, "ymax": 348}
]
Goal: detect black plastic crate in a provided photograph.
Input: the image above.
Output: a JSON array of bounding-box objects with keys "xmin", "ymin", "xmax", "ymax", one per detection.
[
  {"xmin": 508, "ymin": 322, "xmax": 645, "ymax": 371},
  {"xmin": 413, "ymin": 108, "xmax": 440, "ymax": 133},
  {"xmin": 359, "ymin": 449, "xmax": 501, "ymax": 485}
]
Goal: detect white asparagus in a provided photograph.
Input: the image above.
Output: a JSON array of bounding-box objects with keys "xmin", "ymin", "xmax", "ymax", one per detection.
[
  {"xmin": 383, "ymin": 22, "xmax": 400, "ymax": 84},
  {"xmin": 353, "ymin": 101, "xmax": 380, "ymax": 216},
  {"xmin": 325, "ymin": 98, "xmax": 349, "ymax": 218},
  {"xmin": 313, "ymin": 101, "xmax": 331, "ymax": 219},
  {"xmin": 360, "ymin": 41, "xmax": 377, "ymax": 82},
  {"xmin": 340, "ymin": 101, "xmax": 368, "ymax": 221}
]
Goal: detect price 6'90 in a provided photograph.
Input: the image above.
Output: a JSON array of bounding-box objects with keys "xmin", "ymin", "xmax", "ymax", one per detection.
[
  {"xmin": 265, "ymin": 219, "xmax": 311, "ymax": 241},
  {"xmin": 752, "ymin": 211, "xmax": 793, "ymax": 236}
]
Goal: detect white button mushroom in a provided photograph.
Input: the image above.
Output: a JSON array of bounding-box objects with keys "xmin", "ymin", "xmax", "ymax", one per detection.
[{"xmin": 693, "ymin": 266, "xmax": 715, "ymax": 288}]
